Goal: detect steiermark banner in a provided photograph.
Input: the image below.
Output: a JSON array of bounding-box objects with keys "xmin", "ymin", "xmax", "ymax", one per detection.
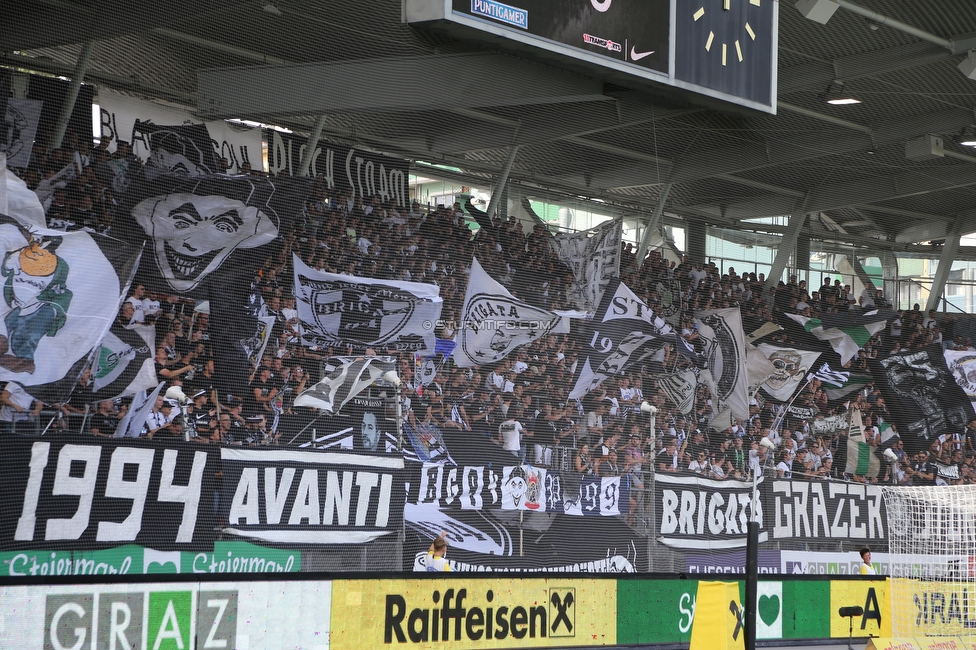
[{"xmin": 0, "ymin": 541, "xmax": 301, "ymax": 576}]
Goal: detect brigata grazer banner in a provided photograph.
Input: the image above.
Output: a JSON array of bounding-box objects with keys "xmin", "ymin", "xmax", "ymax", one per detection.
[{"xmin": 655, "ymin": 474, "xmax": 888, "ymax": 550}]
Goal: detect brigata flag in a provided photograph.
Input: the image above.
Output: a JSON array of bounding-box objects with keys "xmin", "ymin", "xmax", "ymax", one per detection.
[
  {"xmin": 294, "ymin": 356, "xmax": 396, "ymax": 414},
  {"xmin": 548, "ymin": 218, "xmax": 622, "ymax": 312},
  {"xmin": 569, "ymin": 278, "xmax": 689, "ymax": 399},
  {"xmin": 454, "ymin": 257, "xmax": 576, "ymax": 368},
  {"xmin": 846, "ymin": 410, "xmax": 881, "ymax": 478},
  {"xmin": 0, "ymin": 214, "xmax": 140, "ymax": 404},
  {"xmin": 90, "ymin": 322, "xmax": 158, "ymax": 401},
  {"xmin": 294, "ymin": 254, "xmax": 441, "ymax": 354},
  {"xmin": 786, "ymin": 309, "xmax": 893, "ymax": 365}
]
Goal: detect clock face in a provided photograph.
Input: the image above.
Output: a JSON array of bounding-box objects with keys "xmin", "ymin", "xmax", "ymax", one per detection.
[{"xmin": 674, "ymin": 0, "xmax": 774, "ymax": 105}]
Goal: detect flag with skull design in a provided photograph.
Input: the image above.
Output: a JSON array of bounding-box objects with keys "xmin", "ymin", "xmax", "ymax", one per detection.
[{"xmin": 117, "ymin": 164, "xmax": 311, "ymax": 398}]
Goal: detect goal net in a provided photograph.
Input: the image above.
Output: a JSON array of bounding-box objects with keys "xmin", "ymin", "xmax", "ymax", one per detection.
[{"xmin": 883, "ymin": 485, "xmax": 976, "ymax": 638}]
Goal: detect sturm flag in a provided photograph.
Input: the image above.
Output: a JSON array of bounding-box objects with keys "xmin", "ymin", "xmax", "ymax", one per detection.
[
  {"xmin": 294, "ymin": 254, "xmax": 442, "ymax": 354},
  {"xmin": 569, "ymin": 278, "xmax": 685, "ymax": 399},
  {"xmin": 786, "ymin": 310, "xmax": 892, "ymax": 365},
  {"xmin": 0, "ymin": 214, "xmax": 140, "ymax": 404},
  {"xmin": 695, "ymin": 307, "xmax": 750, "ymax": 421},
  {"xmin": 454, "ymin": 257, "xmax": 574, "ymax": 368},
  {"xmin": 755, "ymin": 343, "xmax": 821, "ymax": 402},
  {"xmin": 294, "ymin": 356, "xmax": 396, "ymax": 414},
  {"xmin": 871, "ymin": 344, "xmax": 975, "ymax": 454},
  {"xmin": 548, "ymin": 218, "xmax": 622, "ymax": 312},
  {"xmin": 416, "ymin": 338, "xmax": 456, "ymax": 387},
  {"xmin": 2, "ymin": 98, "xmax": 43, "ymax": 169},
  {"xmin": 90, "ymin": 322, "xmax": 157, "ymax": 401}
]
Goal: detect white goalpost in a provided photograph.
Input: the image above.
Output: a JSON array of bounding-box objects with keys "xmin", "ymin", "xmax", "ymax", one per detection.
[{"xmin": 883, "ymin": 485, "xmax": 976, "ymax": 638}]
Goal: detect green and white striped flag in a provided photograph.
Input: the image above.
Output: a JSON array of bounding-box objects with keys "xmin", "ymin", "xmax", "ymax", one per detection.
[
  {"xmin": 846, "ymin": 410, "xmax": 881, "ymax": 478},
  {"xmin": 786, "ymin": 310, "xmax": 892, "ymax": 365}
]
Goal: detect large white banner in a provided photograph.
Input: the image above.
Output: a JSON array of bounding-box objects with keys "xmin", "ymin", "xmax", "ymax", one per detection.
[
  {"xmin": 549, "ymin": 218, "xmax": 621, "ymax": 312},
  {"xmin": 97, "ymin": 89, "xmax": 262, "ymax": 172},
  {"xmin": 294, "ymin": 254, "xmax": 442, "ymax": 354}
]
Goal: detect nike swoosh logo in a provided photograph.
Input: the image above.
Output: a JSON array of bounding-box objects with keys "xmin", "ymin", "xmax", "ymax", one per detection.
[{"xmin": 631, "ymin": 47, "xmax": 655, "ymax": 61}]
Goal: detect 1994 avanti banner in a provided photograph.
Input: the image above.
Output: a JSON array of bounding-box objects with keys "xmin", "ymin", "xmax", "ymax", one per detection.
[{"xmin": 0, "ymin": 436, "xmax": 404, "ymax": 552}]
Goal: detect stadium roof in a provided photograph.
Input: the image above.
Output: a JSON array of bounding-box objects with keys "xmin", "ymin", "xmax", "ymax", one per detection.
[{"xmin": 5, "ymin": 0, "xmax": 976, "ymax": 249}]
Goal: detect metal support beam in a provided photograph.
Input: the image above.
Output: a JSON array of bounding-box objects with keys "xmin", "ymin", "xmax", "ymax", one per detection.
[
  {"xmin": 926, "ymin": 218, "xmax": 963, "ymax": 313},
  {"xmin": 636, "ymin": 183, "xmax": 672, "ymax": 268},
  {"xmin": 832, "ymin": 0, "xmax": 952, "ymax": 50},
  {"xmin": 298, "ymin": 115, "xmax": 327, "ymax": 177},
  {"xmin": 49, "ymin": 40, "xmax": 94, "ymax": 151},
  {"xmin": 763, "ymin": 212, "xmax": 808, "ymax": 296},
  {"xmin": 486, "ymin": 146, "xmax": 520, "ymax": 220},
  {"xmin": 197, "ymin": 54, "xmax": 608, "ymax": 118}
]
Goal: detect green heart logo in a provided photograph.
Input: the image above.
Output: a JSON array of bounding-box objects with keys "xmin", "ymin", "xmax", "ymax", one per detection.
[{"xmin": 758, "ymin": 594, "xmax": 781, "ymax": 626}]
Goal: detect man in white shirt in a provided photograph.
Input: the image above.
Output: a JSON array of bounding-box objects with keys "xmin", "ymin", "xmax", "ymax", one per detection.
[
  {"xmin": 126, "ymin": 284, "xmax": 148, "ymax": 324},
  {"xmin": 498, "ymin": 416, "xmax": 526, "ymax": 459}
]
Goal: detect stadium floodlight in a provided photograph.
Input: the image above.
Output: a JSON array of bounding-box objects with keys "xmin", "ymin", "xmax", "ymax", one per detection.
[
  {"xmin": 164, "ymin": 385, "xmax": 190, "ymax": 406},
  {"xmin": 382, "ymin": 370, "xmax": 401, "ymax": 387},
  {"xmin": 640, "ymin": 401, "xmax": 657, "ymax": 415},
  {"xmin": 883, "ymin": 448, "xmax": 898, "ymax": 464},
  {"xmin": 759, "ymin": 437, "xmax": 776, "ymax": 450}
]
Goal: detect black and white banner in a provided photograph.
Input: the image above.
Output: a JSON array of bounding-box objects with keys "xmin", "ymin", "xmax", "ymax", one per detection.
[
  {"xmin": 453, "ymin": 257, "xmax": 573, "ymax": 368},
  {"xmin": 2, "ymin": 98, "xmax": 43, "ymax": 168},
  {"xmin": 945, "ymin": 349, "xmax": 976, "ymax": 413},
  {"xmin": 97, "ymin": 89, "xmax": 262, "ymax": 173},
  {"xmin": 655, "ymin": 473, "xmax": 887, "ymax": 549},
  {"xmin": 294, "ymin": 254, "xmax": 442, "ymax": 354},
  {"xmin": 872, "ymin": 344, "xmax": 976, "ymax": 453},
  {"xmin": 808, "ymin": 410, "xmax": 851, "ymax": 438},
  {"xmin": 548, "ymin": 219, "xmax": 621, "ymax": 312},
  {"xmin": 220, "ymin": 447, "xmax": 404, "ymax": 545},
  {"xmin": 266, "ymin": 130, "xmax": 409, "ymax": 207},
  {"xmin": 695, "ymin": 307, "xmax": 750, "ymax": 420},
  {"xmin": 294, "ymin": 356, "xmax": 395, "ymax": 415},
  {"xmin": 569, "ymin": 278, "xmax": 678, "ymax": 399},
  {"xmin": 1, "ymin": 437, "xmax": 214, "ymax": 550},
  {"xmin": 410, "ymin": 462, "xmax": 630, "ymax": 517}
]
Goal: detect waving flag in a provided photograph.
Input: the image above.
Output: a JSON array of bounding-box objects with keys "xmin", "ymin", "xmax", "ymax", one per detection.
[
  {"xmin": 846, "ymin": 410, "xmax": 881, "ymax": 478},
  {"xmin": 755, "ymin": 343, "xmax": 821, "ymax": 401},
  {"xmin": 90, "ymin": 322, "xmax": 157, "ymax": 401},
  {"xmin": 0, "ymin": 214, "xmax": 140, "ymax": 404},
  {"xmin": 569, "ymin": 278, "xmax": 684, "ymax": 399},
  {"xmin": 548, "ymin": 218, "xmax": 622, "ymax": 312},
  {"xmin": 786, "ymin": 310, "xmax": 892, "ymax": 365},
  {"xmin": 295, "ymin": 254, "xmax": 442, "ymax": 355},
  {"xmin": 454, "ymin": 257, "xmax": 575, "ymax": 368},
  {"xmin": 294, "ymin": 356, "xmax": 396, "ymax": 414},
  {"xmin": 808, "ymin": 362, "xmax": 850, "ymax": 388},
  {"xmin": 695, "ymin": 307, "xmax": 750, "ymax": 421}
]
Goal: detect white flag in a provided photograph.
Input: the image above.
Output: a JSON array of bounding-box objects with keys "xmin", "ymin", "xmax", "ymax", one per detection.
[
  {"xmin": 548, "ymin": 218, "xmax": 621, "ymax": 311},
  {"xmin": 294, "ymin": 356, "xmax": 395, "ymax": 413},
  {"xmin": 695, "ymin": 307, "xmax": 750, "ymax": 421},
  {"xmin": 453, "ymin": 257, "xmax": 574, "ymax": 368},
  {"xmin": 294, "ymin": 254, "xmax": 442, "ymax": 354}
]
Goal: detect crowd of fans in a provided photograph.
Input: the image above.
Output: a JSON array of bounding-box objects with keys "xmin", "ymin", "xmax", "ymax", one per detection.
[{"xmin": 6, "ymin": 129, "xmax": 976, "ymax": 512}]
